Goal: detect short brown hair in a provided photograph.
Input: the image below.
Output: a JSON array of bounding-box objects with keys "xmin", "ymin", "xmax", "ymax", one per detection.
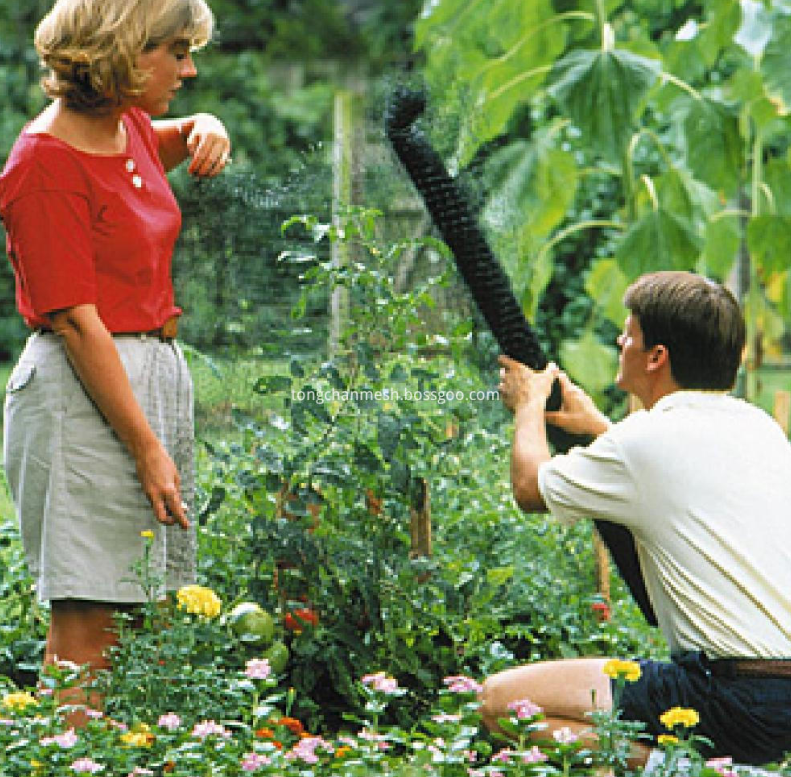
[
  {"xmin": 623, "ymin": 271, "xmax": 745, "ymax": 390},
  {"xmin": 35, "ymin": 0, "xmax": 214, "ymax": 114}
]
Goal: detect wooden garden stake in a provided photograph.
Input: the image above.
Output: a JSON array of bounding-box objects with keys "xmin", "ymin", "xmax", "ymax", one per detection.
[
  {"xmin": 409, "ymin": 478, "xmax": 432, "ymax": 559},
  {"xmin": 773, "ymin": 389, "xmax": 790, "ymax": 435}
]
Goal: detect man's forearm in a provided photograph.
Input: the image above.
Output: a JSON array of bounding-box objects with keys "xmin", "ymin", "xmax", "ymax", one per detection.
[{"xmin": 510, "ymin": 399, "xmax": 552, "ymax": 513}]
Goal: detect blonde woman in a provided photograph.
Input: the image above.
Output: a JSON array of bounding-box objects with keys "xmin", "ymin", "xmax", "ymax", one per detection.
[{"xmin": 0, "ymin": 0, "xmax": 230, "ymax": 718}]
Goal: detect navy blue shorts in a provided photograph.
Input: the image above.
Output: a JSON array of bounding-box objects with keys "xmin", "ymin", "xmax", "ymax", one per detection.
[{"xmin": 614, "ymin": 651, "xmax": 791, "ymax": 765}]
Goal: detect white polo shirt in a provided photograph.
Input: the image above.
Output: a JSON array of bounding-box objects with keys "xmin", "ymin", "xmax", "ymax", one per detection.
[{"xmin": 538, "ymin": 391, "xmax": 791, "ymax": 659}]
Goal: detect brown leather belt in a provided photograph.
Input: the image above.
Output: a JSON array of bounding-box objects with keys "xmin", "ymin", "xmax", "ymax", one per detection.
[
  {"xmin": 38, "ymin": 315, "xmax": 179, "ymax": 342},
  {"xmin": 709, "ymin": 658, "xmax": 791, "ymax": 679}
]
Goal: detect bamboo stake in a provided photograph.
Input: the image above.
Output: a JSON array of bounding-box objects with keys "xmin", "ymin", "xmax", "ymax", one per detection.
[{"xmin": 774, "ymin": 389, "xmax": 791, "ymax": 436}]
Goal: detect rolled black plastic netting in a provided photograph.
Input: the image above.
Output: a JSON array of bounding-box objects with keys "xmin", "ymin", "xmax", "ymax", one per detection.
[{"xmin": 385, "ymin": 87, "xmax": 657, "ymax": 626}]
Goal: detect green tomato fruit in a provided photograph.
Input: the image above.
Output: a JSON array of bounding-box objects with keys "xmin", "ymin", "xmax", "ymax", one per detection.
[
  {"xmin": 264, "ymin": 640, "xmax": 290, "ymax": 674},
  {"xmin": 228, "ymin": 602, "xmax": 274, "ymax": 646}
]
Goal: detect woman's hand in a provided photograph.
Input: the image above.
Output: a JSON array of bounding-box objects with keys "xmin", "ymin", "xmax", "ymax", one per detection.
[
  {"xmin": 134, "ymin": 440, "xmax": 189, "ymax": 529},
  {"xmin": 181, "ymin": 113, "xmax": 231, "ymax": 177},
  {"xmin": 50, "ymin": 304, "xmax": 190, "ymax": 530}
]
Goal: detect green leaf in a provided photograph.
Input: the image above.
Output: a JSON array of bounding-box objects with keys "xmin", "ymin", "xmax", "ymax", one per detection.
[
  {"xmin": 701, "ymin": 217, "xmax": 740, "ymax": 280},
  {"xmin": 746, "ymin": 215, "xmax": 791, "ymax": 274},
  {"xmin": 676, "ymin": 97, "xmax": 741, "ymax": 196},
  {"xmin": 615, "ymin": 209, "xmax": 702, "ymax": 277},
  {"xmin": 414, "ymin": 0, "xmax": 480, "ymax": 50},
  {"xmin": 454, "ymin": 0, "xmax": 564, "ymax": 165},
  {"xmin": 486, "ymin": 566, "xmax": 515, "ymax": 587},
  {"xmin": 482, "ymin": 129, "xmax": 578, "ymax": 239},
  {"xmin": 560, "ymin": 330, "xmax": 618, "ymax": 394},
  {"xmin": 697, "ymin": 0, "xmax": 742, "ymax": 67},
  {"xmin": 548, "ymin": 47, "xmax": 659, "ymax": 163},
  {"xmin": 585, "ymin": 259, "xmax": 629, "ymax": 327},
  {"xmin": 764, "ymin": 157, "xmax": 791, "ymax": 217},
  {"xmin": 761, "ymin": 17, "xmax": 791, "ymax": 113}
]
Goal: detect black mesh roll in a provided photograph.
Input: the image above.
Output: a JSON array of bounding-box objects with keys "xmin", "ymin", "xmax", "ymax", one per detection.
[{"xmin": 385, "ymin": 88, "xmax": 657, "ymax": 626}]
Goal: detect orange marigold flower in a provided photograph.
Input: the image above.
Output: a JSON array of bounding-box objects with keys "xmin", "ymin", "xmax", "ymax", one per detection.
[
  {"xmin": 277, "ymin": 716, "xmax": 304, "ymax": 735},
  {"xmin": 255, "ymin": 727, "xmax": 276, "ymax": 739},
  {"xmin": 335, "ymin": 746, "xmax": 352, "ymax": 758}
]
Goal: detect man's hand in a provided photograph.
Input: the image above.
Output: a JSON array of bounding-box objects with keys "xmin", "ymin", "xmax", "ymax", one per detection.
[
  {"xmin": 545, "ymin": 372, "xmax": 612, "ymax": 437},
  {"xmin": 498, "ymin": 355, "xmax": 611, "ymax": 438},
  {"xmin": 498, "ymin": 355, "xmax": 559, "ymax": 413}
]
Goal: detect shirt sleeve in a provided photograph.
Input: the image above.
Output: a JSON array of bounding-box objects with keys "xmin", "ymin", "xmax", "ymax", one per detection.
[
  {"xmin": 537, "ymin": 430, "xmax": 639, "ymax": 527},
  {"xmin": 5, "ymin": 189, "xmax": 97, "ymax": 318}
]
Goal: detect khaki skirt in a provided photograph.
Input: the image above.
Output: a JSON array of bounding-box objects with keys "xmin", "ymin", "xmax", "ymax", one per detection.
[{"xmin": 3, "ymin": 331, "xmax": 196, "ymax": 603}]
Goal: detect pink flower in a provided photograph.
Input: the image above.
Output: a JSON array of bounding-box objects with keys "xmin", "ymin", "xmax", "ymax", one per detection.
[
  {"xmin": 431, "ymin": 713, "xmax": 462, "ymax": 724},
  {"xmin": 192, "ymin": 720, "xmax": 231, "ymax": 739},
  {"xmin": 507, "ymin": 699, "xmax": 543, "ymax": 719},
  {"xmin": 41, "ymin": 728, "xmax": 78, "ymax": 748},
  {"xmin": 241, "ymin": 752, "xmax": 272, "ymax": 771},
  {"xmin": 157, "ymin": 712, "xmax": 181, "ymax": 731},
  {"xmin": 245, "ymin": 658, "xmax": 272, "ymax": 681},
  {"xmin": 443, "ymin": 675, "xmax": 483, "ymax": 694},
  {"xmin": 70, "ymin": 759, "xmax": 103, "ymax": 773},
  {"xmin": 361, "ymin": 671, "xmax": 399, "ymax": 694},
  {"xmin": 492, "ymin": 748, "xmax": 515, "ymax": 763},
  {"xmin": 522, "ymin": 745, "xmax": 549, "ymax": 764},
  {"xmin": 707, "ymin": 757, "xmax": 739, "ymax": 777},
  {"xmin": 553, "ymin": 726, "xmax": 579, "ymax": 745},
  {"xmin": 287, "ymin": 735, "xmax": 332, "ymax": 764}
]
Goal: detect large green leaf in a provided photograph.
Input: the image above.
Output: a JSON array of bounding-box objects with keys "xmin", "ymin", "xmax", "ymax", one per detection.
[
  {"xmin": 761, "ymin": 15, "xmax": 791, "ymax": 114},
  {"xmin": 548, "ymin": 47, "xmax": 659, "ymax": 163},
  {"xmin": 698, "ymin": 0, "xmax": 742, "ymax": 67},
  {"xmin": 482, "ymin": 128, "xmax": 578, "ymax": 239},
  {"xmin": 764, "ymin": 157, "xmax": 791, "ymax": 216},
  {"xmin": 454, "ymin": 0, "xmax": 564, "ymax": 165},
  {"xmin": 615, "ymin": 209, "xmax": 702, "ymax": 277},
  {"xmin": 746, "ymin": 215, "xmax": 791, "ymax": 274},
  {"xmin": 677, "ymin": 97, "xmax": 741, "ymax": 196},
  {"xmin": 701, "ymin": 217, "xmax": 740, "ymax": 281},
  {"xmin": 585, "ymin": 259, "xmax": 629, "ymax": 327},
  {"xmin": 560, "ymin": 330, "xmax": 618, "ymax": 394},
  {"xmin": 414, "ymin": 0, "xmax": 484, "ymax": 50}
]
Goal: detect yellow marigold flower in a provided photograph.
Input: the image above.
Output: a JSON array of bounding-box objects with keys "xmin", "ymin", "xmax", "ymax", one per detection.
[
  {"xmin": 120, "ymin": 730, "xmax": 156, "ymax": 747},
  {"xmin": 2, "ymin": 691, "xmax": 38, "ymax": 711},
  {"xmin": 140, "ymin": 530, "xmax": 155, "ymax": 539},
  {"xmin": 657, "ymin": 734, "xmax": 679, "ymax": 747},
  {"xmin": 176, "ymin": 585, "xmax": 222, "ymax": 619},
  {"xmin": 602, "ymin": 659, "xmax": 642, "ymax": 683},
  {"xmin": 335, "ymin": 746, "xmax": 352, "ymax": 758},
  {"xmin": 660, "ymin": 707, "xmax": 700, "ymax": 730}
]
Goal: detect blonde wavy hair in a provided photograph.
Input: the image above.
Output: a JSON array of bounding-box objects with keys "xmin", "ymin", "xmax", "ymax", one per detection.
[{"xmin": 35, "ymin": 0, "xmax": 214, "ymax": 114}]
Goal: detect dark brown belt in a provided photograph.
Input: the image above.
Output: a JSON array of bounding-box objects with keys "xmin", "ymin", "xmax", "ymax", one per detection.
[
  {"xmin": 38, "ymin": 315, "xmax": 178, "ymax": 342},
  {"xmin": 709, "ymin": 658, "xmax": 791, "ymax": 679}
]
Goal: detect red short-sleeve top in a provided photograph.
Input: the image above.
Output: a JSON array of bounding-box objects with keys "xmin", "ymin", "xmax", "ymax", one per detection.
[{"xmin": 0, "ymin": 107, "xmax": 182, "ymax": 332}]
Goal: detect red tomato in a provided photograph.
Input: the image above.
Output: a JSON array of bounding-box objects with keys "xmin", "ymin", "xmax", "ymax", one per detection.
[{"xmin": 284, "ymin": 608, "xmax": 319, "ymax": 632}]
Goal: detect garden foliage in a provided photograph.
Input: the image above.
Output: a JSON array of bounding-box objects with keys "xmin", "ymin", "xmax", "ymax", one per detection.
[{"xmin": 415, "ymin": 0, "xmax": 791, "ymax": 401}]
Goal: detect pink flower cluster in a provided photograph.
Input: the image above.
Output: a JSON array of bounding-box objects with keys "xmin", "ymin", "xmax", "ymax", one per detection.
[
  {"xmin": 286, "ymin": 735, "xmax": 333, "ymax": 764},
  {"xmin": 70, "ymin": 758, "xmax": 103, "ymax": 774},
  {"xmin": 442, "ymin": 675, "xmax": 483, "ymax": 694},
  {"xmin": 506, "ymin": 698, "xmax": 543, "ymax": 719},
  {"xmin": 157, "ymin": 712, "xmax": 181, "ymax": 731},
  {"xmin": 241, "ymin": 752, "xmax": 272, "ymax": 771},
  {"xmin": 245, "ymin": 658, "xmax": 272, "ymax": 681},
  {"xmin": 40, "ymin": 728, "xmax": 78, "ymax": 749},
  {"xmin": 191, "ymin": 720, "xmax": 231, "ymax": 739},
  {"xmin": 361, "ymin": 671, "xmax": 399, "ymax": 694}
]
